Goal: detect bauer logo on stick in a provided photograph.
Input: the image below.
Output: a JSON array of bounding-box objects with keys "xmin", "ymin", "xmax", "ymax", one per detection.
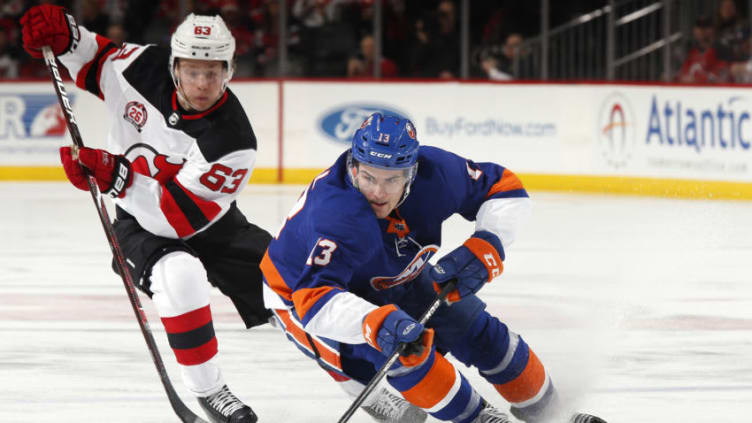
[{"xmin": 43, "ymin": 51, "xmax": 77, "ymax": 127}]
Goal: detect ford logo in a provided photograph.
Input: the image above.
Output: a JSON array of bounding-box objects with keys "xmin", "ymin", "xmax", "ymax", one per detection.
[{"xmin": 319, "ymin": 104, "xmax": 410, "ymax": 143}]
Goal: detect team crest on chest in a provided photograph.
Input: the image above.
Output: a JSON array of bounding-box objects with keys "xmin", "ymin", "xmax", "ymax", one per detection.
[
  {"xmin": 123, "ymin": 101, "xmax": 148, "ymax": 132},
  {"xmin": 370, "ymin": 245, "xmax": 438, "ymax": 291},
  {"xmin": 124, "ymin": 143, "xmax": 185, "ymax": 183}
]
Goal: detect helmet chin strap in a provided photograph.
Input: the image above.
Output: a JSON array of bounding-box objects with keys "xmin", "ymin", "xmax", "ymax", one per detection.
[
  {"xmin": 395, "ymin": 184, "xmax": 411, "ymax": 208},
  {"xmin": 174, "ymin": 78, "xmax": 200, "ymax": 111},
  {"xmin": 395, "ymin": 164, "xmax": 417, "ymax": 208}
]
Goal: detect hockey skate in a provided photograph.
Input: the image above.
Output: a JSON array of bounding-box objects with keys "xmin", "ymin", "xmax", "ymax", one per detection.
[
  {"xmin": 569, "ymin": 413, "xmax": 607, "ymax": 423},
  {"xmin": 361, "ymin": 387, "xmax": 428, "ymax": 423},
  {"xmin": 471, "ymin": 400, "xmax": 512, "ymax": 423},
  {"xmin": 197, "ymin": 384, "xmax": 258, "ymax": 423}
]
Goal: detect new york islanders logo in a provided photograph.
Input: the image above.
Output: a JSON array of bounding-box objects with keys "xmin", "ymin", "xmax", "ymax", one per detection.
[
  {"xmin": 405, "ymin": 121, "xmax": 416, "ymax": 139},
  {"xmin": 123, "ymin": 101, "xmax": 147, "ymax": 132},
  {"xmin": 370, "ymin": 245, "xmax": 438, "ymax": 291}
]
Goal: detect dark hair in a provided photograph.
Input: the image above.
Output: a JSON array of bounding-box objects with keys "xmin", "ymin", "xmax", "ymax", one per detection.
[{"xmin": 694, "ymin": 16, "xmax": 712, "ymax": 28}]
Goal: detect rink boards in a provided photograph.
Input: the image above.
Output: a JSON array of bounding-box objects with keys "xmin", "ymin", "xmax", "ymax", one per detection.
[{"xmin": 1, "ymin": 79, "xmax": 751, "ymax": 199}]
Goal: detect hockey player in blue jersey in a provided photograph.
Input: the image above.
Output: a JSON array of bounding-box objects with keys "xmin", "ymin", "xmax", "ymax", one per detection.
[{"xmin": 261, "ymin": 112, "xmax": 606, "ymax": 423}]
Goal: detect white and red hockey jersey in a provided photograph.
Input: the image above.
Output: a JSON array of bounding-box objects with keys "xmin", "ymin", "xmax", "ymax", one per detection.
[{"xmin": 59, "ymin": 27, "xmax": 257, "ymax": 239}]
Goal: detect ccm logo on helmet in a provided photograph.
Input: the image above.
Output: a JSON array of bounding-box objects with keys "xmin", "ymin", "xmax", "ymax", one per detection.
[{"xmin": 370, "ymin": 151, "xmax": 392, "ymax": 159}]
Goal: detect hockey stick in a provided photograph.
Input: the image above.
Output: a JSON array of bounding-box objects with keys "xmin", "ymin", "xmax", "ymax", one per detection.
[
  {"xmin": 42, "ymin": 46, "xmax": 208, "ymax": 423},
  {"xmin": 337, "ymin": 278, "xmax": 458, "ymax": 423}
]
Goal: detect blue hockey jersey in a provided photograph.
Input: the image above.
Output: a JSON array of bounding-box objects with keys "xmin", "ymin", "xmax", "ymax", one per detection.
[{"xmin": 261, "ymin": 145, "xmax": 531, "ymax": 344}]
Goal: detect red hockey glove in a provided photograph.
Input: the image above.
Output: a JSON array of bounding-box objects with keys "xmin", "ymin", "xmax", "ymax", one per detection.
[
  {"xmin": 60, "ymin": 146, "xmax": 133, "ymax": 198},
  {"xmin": 60, "ymin": 146, "xmax": 89, "ymax": 191},
  {"xmin": 362, "ymin": 304, "xmax": 435, "ymax": 367},
  {"xmin": 430, "ymin": 230, "xmax": 505, "ymax": 304},
  {"xmin": 20, "ymin": 5, "xmax": 79, "ymax": 59}
]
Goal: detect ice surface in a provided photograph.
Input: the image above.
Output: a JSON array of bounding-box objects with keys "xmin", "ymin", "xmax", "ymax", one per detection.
[{"xmin": 1, "ymin": 183, "xmax": 750, "ymax": 422}]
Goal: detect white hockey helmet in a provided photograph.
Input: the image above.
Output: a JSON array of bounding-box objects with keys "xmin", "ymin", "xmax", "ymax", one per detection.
[{"xmin": 169, "ymin": 13, "xmax": 236, "ymax": 90}]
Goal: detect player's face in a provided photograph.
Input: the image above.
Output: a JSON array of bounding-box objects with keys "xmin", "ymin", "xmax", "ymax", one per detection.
[
  {"xmin": 175, "ymin": 59, "xmax": 226, "ymax": 111},
  {"xmin": 353, "ymin": 164, "xmax": 408, "ymax": 219}
]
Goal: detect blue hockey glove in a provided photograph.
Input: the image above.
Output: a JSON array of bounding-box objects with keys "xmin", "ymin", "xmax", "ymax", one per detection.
[
  {"xmin": 362, "ymin": 304, "xmax": 435, "ymax": 367},
  {"xmin": 429, "ymin": 230, "xmax": 505, "ymax": 303}
]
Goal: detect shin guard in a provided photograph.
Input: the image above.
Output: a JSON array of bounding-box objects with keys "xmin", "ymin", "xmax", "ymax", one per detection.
[
  {"xmin": 151, "ymin": 252, "xmax": 222, "ymax": 396},
  {"xmin": 389, "ymin": 351, "xmax": 484, "ymax": 423},
  {"xmin": 453, "ymin": 313, "xmax": 556, "ymax": 422}
]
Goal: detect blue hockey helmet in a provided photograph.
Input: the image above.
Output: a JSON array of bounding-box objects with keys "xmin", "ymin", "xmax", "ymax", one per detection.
[
  {"xmin": 349, "ymin": 113, "xmax": 420, "ymax": 207},
  {"xmin": 351, "ymin": 113, "xmax": 419, "ymax": 169}
]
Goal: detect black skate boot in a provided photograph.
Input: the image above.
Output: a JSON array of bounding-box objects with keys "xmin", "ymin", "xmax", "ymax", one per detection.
[
  {"xmin": 510, "ymin": 406, "xmax": 607, "ymax": 423},
  {"xmin": 197, "ymin": 384, "xmax": 257, "ymax": 423},
  {"xmin": 570, "ymin": 413, "xmax": 607, "ymax": 423},
  {"xmin": 360, "ymin": 387, "xmax": 428, "ymax": 423},
  {"xmin": 471, "ymin": 400, "xmax": 512, "ymax": 423}
]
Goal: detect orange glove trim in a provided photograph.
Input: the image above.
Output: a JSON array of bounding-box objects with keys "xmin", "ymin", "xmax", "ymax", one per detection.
[
  {"xmin": 433, "ymin": 282, "xmax": 461, "ymax": 304},
  {"xmin": 362, "ymin": 304, "xmax": 398, "ymax": 351},
  {"xmin": 463, "ymin": 237, "xmax": 504, "ymax": 281}
]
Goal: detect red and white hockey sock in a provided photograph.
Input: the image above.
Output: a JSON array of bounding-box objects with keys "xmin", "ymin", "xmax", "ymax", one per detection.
[{"xmin": 151, "ymin": 252, "xmax": 224, "ymax": 396}]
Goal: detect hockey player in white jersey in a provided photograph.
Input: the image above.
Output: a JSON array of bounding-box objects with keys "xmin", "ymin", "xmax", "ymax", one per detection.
[{"xmin": 21, "ymin": 6, "xmax": 267, "ymax": 423}]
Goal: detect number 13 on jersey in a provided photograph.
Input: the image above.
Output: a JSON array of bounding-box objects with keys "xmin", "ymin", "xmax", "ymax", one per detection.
[{"xmin": 306, "ymin": 238, "xmax": 338, "ymax": 266}]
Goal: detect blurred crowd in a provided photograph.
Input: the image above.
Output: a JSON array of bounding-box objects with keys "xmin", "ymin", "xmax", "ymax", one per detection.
[
  {"xmin": 0, "ymin": 0, "xmax": 598, "ymax": 81},
  {"xmin": 2, "ymin": 0, "xmax": 751, "ymax": 83},
  {"xmin": 676, "ymin": 0, "xmax": 752, "ymax": 84}
]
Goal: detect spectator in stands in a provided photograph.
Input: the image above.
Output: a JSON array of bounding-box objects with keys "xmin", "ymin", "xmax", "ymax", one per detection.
[
  {"xmin": 382, "ymin": 0, "xmax": 411, "ymax": 71},
  {"xmin": 294, "ymin": 0, "xmax": 354, "ymax": 76},
  {"xmin": 1, "ymin": 0, "xmax": 25, "ymax": 18},
  {"xmin": 220, "ymin": 0, "xmax": 256, "ymax": 77},
  {"xmin": 106, "ymin": 23, "xmax": 127, "ymax": 47},
  {"xmin": 81, "ymin": 0, "xmax": 110, "ymax": 35},
  {"xmin": 0, "ymin": 19, "xmax": 20, "ymax": 79},
  {"xmin": 676, "ymin": 16, "xmax": 729, "ymax": 83},
  {"xmin": 338, "ymin": 0, "xmax": 410, "ymax": 75},
  {"xmin": 727, "ymin": 28, "xmax": 752, "ymax": 82},
  {"xmin": 714, "ymin": 0, "xmax": 748, "ymax": 62},
  {"xmin": 347, "ymin": 33, "xmax": 398, "ymax": 78},
  {"xmin": 479, "ymin": 32, "xmax": 534, "ymax": 81},
  {"xmin": 253, "ymin": 0, "xmax": 284, "ymax": 76},
  {"xmin": 292, "ymin": 0, "xmax": 344, "ymax": 28},
  {"xmin": 408, "ymin": 0, "xmax": 459, "ymax": 79}
]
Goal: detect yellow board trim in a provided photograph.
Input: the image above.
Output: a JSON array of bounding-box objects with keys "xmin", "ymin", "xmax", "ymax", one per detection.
[
  {"xmin": 3, "ymin": 166, "xmax": 752, "ymax": 200},
  {"xmin": 0, "ymin": 166, "xmax": 67, "ymax": 181},
  {"xmin": 517, "ymin": 174, "xmax": 752, "ymax": 201}
]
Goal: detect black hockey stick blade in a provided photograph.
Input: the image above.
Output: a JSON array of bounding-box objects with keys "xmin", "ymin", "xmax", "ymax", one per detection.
[
  {"xmin": 41, "ymin": 46, "xmax": 208, "ymax": 423},
  {"xmin": 337, "ymin": 278, "xmax": 458, "ymax": 423}
]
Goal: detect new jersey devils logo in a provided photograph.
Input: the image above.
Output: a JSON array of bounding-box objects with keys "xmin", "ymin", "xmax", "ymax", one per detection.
[
  {"xmin": 124, "ymin": 143, "xmax": 185, "ymax": 183},
  {"xmin": 123, "ymin": 101, "xmax": 148, "ymax": 132}
]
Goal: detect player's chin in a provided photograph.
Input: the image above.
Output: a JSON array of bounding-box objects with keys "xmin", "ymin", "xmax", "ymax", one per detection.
[
  {"xmin": 370, "ymin": 203, "xmax": 392, "ymax": 218},
  {"xmin": 191, "ymin": 99, "xmax": 212, "ymax": 111}
]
